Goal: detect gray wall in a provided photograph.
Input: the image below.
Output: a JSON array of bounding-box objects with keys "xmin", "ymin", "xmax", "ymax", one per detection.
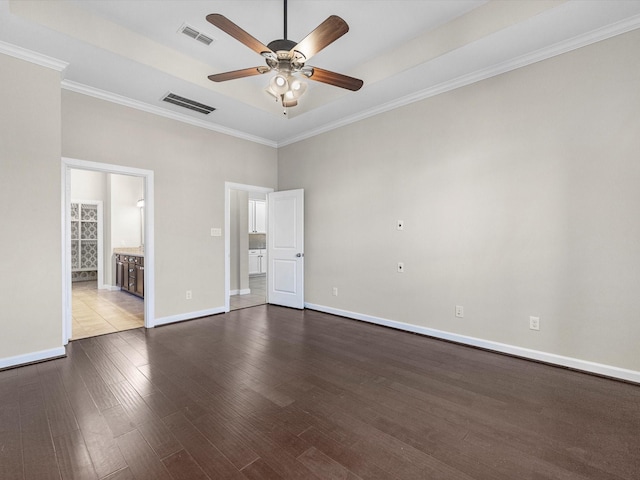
[
  {"xmin": 0, "ymin": 54, "xmax": 62, "ymax": 360},
  {"xmin": 278, "ymin": 29, "xmax": 640, "ymax": 372},
  {"xmin": 2, "ymin": 26, "xmax": 640, "ymax": 377},
  {"xmin": 62, "ymin": 91, "xmax": 278, "ymax": 319}
]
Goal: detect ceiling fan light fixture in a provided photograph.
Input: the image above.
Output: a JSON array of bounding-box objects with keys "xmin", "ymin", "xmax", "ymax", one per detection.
[
  {"xmin": 206, "ymin": 0, "xmax": 363, "ymax": 111},
  {"xmin": 269, "ymin": 74, "xmax": 289, "ymax": 95},
  {"xmin": 267, "ymin": 73, "xmax": 308, "ymax": 109},
  {"xmin": 288, "ymin": 77, "xmax": 307, "ymax": 99}
]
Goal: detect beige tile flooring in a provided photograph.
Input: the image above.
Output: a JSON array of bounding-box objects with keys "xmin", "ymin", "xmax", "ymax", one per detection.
[
  {"xmin": 72, "ymin": 281, "xmax": 144, "ymax": 340},
  {"xmin": 230, "ymin": 274, "xmax": 266, "ymax": 310}
]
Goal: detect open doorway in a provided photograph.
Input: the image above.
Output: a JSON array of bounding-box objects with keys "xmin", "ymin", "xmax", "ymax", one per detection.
[
  {"xmin": 62, "ymin": 158, "xmax": 155, "ymax": 345},
  {"xmin": 69, "ymin": 169, "xmax": 145, "ymax": 339},
  {"xmin": 225, "ymin": 182, "xmax": 274, "ymax": 312}
]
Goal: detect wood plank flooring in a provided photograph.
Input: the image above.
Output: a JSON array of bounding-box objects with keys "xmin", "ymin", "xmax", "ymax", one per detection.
[{"xmin": 1, "ymin": 305, "xmax": 639, "ymax": 479}]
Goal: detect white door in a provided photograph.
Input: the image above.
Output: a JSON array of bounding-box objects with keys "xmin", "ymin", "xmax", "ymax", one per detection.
[{"xmin": 267, "ymin": 189, "xmax": 304, "ymax": 309}]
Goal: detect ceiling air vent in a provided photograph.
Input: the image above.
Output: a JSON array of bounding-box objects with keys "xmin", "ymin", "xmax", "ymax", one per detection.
[
  {"xmin": 162, "ymin": 93, "xmax": 216, "ymax": 115},
  {"xmin": 179, "ymin": 23, "xmax": 214, "ymax": 46}
]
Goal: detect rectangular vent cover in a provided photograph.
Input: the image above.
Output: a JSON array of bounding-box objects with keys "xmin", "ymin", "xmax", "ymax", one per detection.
[
  {"xmin": 179, "ymin": 23, "xmax": 214, "ymax": 46},
  {"xmin": 162, "ymin": 93, "xmax": 215, "ymax": 115}
]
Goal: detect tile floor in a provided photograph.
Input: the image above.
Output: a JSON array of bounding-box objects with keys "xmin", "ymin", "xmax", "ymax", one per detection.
[
  {"xmin": 72, "ymin": 281, "xmax": 144, "ymax": 340},
  {"xmin": 230, "ymin": 274, "xmax": 266, "ymax": 310}
]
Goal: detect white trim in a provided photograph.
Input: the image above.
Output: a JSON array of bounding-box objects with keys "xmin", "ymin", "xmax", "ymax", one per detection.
[
  {"xmin": 61, "ymin": 165, "xmax": 71, "ymax": 346},
  {"xmin": 153, "ymin": 307, "xmax": 225, "ymax": 327},
  {"xmin": 230, "ymin": 288, "xmax": 251, "ymax": 296},
  {"xmin": 62, "ymin": 157, "xmax": 155, "ymax": 343},
  {"xmin": 61, "ymin": 80, "xmax": 277, "ymax": 148},
  {"xmin": 0, "ymin": 347, "xmax": 66, "ymax": 370},
  {"xmin": 0, "ymin": 40, "xmax": 68, "ymax": 72},
  {"xmin": 278, "ymin": 14, "xmax": 640, "ymax": 147},
  {"xmin": 224, "ymin": 182, "xmax": 274, "ymax": 313},
  {"xmin": 304, "ymin": 303, "xmax": 640, "ymax": 384},
  {"xmin": 44, "ymin": 13, "xmax": 640, "ymax": 149}
]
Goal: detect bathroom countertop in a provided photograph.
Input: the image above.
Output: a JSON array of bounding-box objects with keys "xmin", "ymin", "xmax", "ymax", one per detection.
[{"xmin": 114, "ymin": 247, "xmax": 144, "ymax": 256}]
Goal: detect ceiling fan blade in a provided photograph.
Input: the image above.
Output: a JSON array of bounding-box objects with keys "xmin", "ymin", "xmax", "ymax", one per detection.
[
  {"xmin": 306, "ymin": 67, "xmax": 363, "ymax": 91},
  {"xmin": 206, "ymin": 14, "xmax": 273, "ymax": 57},
  {"xmin": 289, "ymin": 15, "xmax": 349, "ymax": 62},
  {"xmin": 208, "ymin": 66, "xmax": 270, "ymax": 82}
]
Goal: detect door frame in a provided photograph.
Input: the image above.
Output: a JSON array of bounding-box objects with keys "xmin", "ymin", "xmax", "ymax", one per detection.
[
  {"xmin": 224, "ymin": 182, "xmax": 274, "ymax": 312},
  {"xmin": 61, "ymin": 157, "xmax": 155, "ymax": 345}
]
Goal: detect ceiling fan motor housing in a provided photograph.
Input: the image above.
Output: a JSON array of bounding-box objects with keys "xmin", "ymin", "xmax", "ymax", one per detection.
[
  {"xmin": 265, "ymin": 39, "xmax": 306, "ymax": 72},
  {"xmin": 267, "ymin": 38, "xmax": 297, "ymax": 54}
]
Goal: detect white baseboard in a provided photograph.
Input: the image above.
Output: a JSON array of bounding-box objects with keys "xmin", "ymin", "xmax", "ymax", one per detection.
[
  {"xmin": 0, "ymin": 346, "xmax": 66, "ymax": 370},
  {"xmin": 304, "ymin": 303, "xmax": 640, "ymax": 384},
  {"xmin": 100, "ymin": 284, "xmax": 121, "ymax": 291},
  {"xmin": 230, "ymin": 288, "xmax": 251, "ymax": 296},
  {"xmin": 152, "ymin": 306, "xmax": 225, "ymax": 327}
]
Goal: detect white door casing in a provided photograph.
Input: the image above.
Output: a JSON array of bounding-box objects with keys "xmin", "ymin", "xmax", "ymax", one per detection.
[
  {"xmin": 62, "ymin": 157, "xmax": 155, "ymax": 344},
  {"xmin": 224, "ymin": 182, "xmax": 274, "ymax": 312},
  {"xmin": 267, "ymin": 189, "xmax": 304, "ymax": 309}
]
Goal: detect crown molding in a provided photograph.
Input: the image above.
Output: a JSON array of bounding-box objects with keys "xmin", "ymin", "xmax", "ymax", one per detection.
[
  {"xmin": 44, "ymin": 11, "xmax": 640, "ymax": 149},
  {"xmin": 277, "ymin": 13, "xmax": 640, "ymax": 147},
  {"xmin": 61, "ymin": 80, "xmax": 277, "ymax": 148},
  {"xmin": 0, "ymin": 40, "xmax": 68, "ymax": 72}
]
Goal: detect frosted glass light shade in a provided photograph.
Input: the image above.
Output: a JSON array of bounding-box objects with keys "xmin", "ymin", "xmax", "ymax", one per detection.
[{"xmin": 269, "ymin": 75, "xmax": 289, "ymax": 95}]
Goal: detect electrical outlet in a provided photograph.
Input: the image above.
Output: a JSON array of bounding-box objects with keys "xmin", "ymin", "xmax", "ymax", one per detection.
[
  {"xmin": 332, "ymin": 287, "xmax": 338, "ymax": 296},
  {"xmin": 455, "ymin": 305, "xmax": 464, "ymax": 318},
  {"xmin": 529, "ymin": 316, "xmax": 540, "ymax": 331},
  {"xmin": 186, "ymin": 290, "xmax": 192, "ymax": 300},
  {"xmin": 397, "ymin": 220, "xmax": 404, "ymax": 231},
  {"xmin": 397, "ymin": 262, "xmax": 404, "ymax": 273},
  {"xmin": 210, "ymin": 228, "xmax": 221, "ymax": 237}
]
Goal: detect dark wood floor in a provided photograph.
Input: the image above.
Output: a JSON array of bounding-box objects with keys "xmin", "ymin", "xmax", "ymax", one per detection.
[{"xmin": 1, "ymin": 305, "xmax": 639, "ymax": 480}]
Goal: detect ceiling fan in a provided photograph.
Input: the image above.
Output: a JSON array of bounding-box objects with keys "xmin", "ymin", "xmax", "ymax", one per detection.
[{"xmin": 206, "ymin": 0, "xmax": 363, "ymax": 111}]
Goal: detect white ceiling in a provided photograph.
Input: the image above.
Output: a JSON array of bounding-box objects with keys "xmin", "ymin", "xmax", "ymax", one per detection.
[{"xmin": 1, "ymin": 0, "xmax": 640, "ymax": 147}]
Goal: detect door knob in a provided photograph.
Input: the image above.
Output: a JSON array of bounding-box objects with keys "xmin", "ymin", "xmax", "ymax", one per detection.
[{"xmin": 296, "ymin": 253, "xmax": 304, "ymax": 257}]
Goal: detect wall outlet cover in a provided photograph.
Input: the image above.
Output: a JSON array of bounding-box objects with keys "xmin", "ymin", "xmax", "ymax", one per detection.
[{"xmin": 530, "ymin": 316, "xmax": 540, "ymax": 331}]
